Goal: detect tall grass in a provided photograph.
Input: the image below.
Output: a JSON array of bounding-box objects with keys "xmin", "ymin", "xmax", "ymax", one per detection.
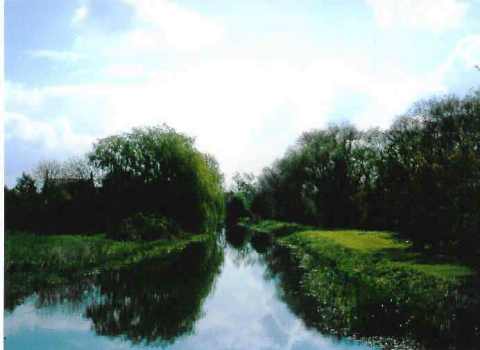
[{"xmin": 5, "ymin": 232, "xmax": 209, "ymax": 273}]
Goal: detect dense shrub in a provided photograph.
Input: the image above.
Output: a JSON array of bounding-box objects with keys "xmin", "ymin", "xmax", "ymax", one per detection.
[{"xmin": 116, "ymin": 213, "xmax": 182, "ymax": 241}]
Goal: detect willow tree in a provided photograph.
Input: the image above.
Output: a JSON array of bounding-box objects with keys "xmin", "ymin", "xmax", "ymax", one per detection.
[{"xmin": 89, "ymin": 125, "xmax": 224, "ymax": 237}]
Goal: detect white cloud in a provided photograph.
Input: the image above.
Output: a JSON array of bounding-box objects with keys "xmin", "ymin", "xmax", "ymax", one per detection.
[
  {"xmin": 121, "ymin": 0, "xmax": 224, "ymax": 51},
  {"xmin": 72, "ymin": 5, "xmax": 88, "ymax": 25},
  {"xmin": 5, "ymin": 47, "xmax": 453, "ymax": 181},
  {"xmin": 28, "ymin": 50, "xmax": 84, "ymax": 62},
  {"xmin": 6, "ymin": 82, "xmax": 45, "ymax": 110},
  {"xmin": 353, "ymin": 69, "xmax": 447, "ymax": 129},
  {"xmin": 6, "ymin": 1, "xmax": 479, "ymax": 185},
  {"xmin": 5, "ymin": 300, "xmax": 90, "ymax": 335},
  {"xmin": 5, "ymin": 112, "xmax": 93, "ymax": 154},
  {"xmin": 102, "ymin": 64, "xmax": 147, "ymax": 79},
  {"xmin": 366, "ymin": 0, "xmax": 468, "ymax": 32}
]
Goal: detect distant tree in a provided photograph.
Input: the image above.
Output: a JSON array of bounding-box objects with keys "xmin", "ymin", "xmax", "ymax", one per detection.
[
  {"xmin": 19, "ymin": 157, "xmax": 101, "ymax": 235},
  {"xmin": 32, "ymin": 160, "xmax": 62, "ymax": 191},
  {"xmin": 231, "ymin": 172, "xmax": 256, "ymax": 203},
  {"xmin": 14, "ymin": 172, "xmax": 38, "ymax": 195},
  {"xmin": 62, "ymin": 156, "xmax": 104, "ymax": 185},
  {"xmin": 225, "ymin": 194, "xmax": 250, "ymax": 225},
  {"xmin": 5, "ymin": 173, "xmax": 40, "ymax": 232}
]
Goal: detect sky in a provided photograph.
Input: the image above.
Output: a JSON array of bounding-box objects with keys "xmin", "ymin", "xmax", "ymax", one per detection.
[{"xmin": 5, "ymin": 0, "xmax": 480, "ymax": 187}]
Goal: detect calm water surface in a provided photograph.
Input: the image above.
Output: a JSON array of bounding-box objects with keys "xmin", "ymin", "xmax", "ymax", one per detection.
[{"xmin": 4, "ymin": 235, "xmax": 378, "ymax": 350}]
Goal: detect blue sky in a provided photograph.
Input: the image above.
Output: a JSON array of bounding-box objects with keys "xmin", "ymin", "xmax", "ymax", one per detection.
[{"xmin": 5, "ymin": 0, "xmax": 480, "ymax": 186}]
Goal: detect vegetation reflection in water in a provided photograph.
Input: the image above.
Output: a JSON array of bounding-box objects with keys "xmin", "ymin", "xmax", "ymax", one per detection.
[
  {"xmin": 85, "ymin": 239, "xmax": 224, "ymax": 345},
  {"xmin": 5, "ymin": 238, "xmax": 224, "ymax": 348},
  {"xmin": 5, "ymin": 232, "xmax": 381, "ymax": 350}
]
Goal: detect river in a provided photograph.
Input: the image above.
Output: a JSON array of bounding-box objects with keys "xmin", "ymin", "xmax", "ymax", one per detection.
[{"xmin": 4, "ymin": 232, "xmax": 381, "ymax": 350}]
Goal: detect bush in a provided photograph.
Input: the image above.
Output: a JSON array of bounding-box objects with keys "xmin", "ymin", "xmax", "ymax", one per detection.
[{"xmin": 116, "ymin": 213, "xmax": 182, "ymax": 241}]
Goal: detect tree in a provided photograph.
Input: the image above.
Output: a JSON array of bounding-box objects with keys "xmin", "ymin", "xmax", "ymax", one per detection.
[
  {"xmin": 5, "ymin": 173, "xmax": 40, "ymax": 232},
  {"xmin": 32, "ymin": 160, "xmax": 62, "ymax": 191},
  {"xmin": 251, "ymin": 90, "xmax": 480, "ymax": 254},
  {"xmin": 231, "ymin": 172, "xmax": 256, "ymax": 205},
  {"xmin": 380, "ymin": 92, "xmax": 480, "ymax": 251},
  {"xmin": 89, "ymin": 125, "xmax": 224, "ymax": 237}
]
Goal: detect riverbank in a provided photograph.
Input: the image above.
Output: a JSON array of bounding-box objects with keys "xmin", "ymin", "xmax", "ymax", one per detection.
[
  {"xmin": 5, "ymin": 232, "xmax": 210, "ymax": 273},
  {"xmin": 243, "ymin": 219, "xmax": 473, "ymax": 279},
  {"xmin": 242, "ymin": 219, "xmax": 479, "ymax": 348},
  {"xmin": 5, "ymin": 232, "xmax": 210, "ymax": 311}
]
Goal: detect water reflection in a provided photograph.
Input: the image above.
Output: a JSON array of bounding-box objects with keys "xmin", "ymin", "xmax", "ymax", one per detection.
[
  {"xmin": 85, "ymin": 240, "xmax": 223, "ymax": 345},
  {"xmin": 5, "ymin": 238, "xmax": 223, "ymax": 348},
  {"xmin": 225, "ymin": 225, "xmax": 257, "ymax": 267},
  {"xmin": 5, "ymin": 269, "xmax": 98, "ymax": 313}
]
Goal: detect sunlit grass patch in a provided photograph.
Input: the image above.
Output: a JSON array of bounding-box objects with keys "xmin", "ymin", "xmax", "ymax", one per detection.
[
  {"xmin": 284, "ymin": 229, "xmax": 473, "ymax": 280},
  {"xmin": 298, "ymin": 230, "xmax": 409, "ymax": 252}
]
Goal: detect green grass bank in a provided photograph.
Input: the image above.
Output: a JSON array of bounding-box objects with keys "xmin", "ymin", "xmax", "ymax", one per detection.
[
  {"xmin": 243, "ymin": 219, "xmax": 473, "ymax": 280},
  {"xmin": 242, "ymin": 220, "xmax": 479, "ymax": 347},
  {"xmin": 5, "ymin": 232, "xmax": 210, "ymax": 273}
]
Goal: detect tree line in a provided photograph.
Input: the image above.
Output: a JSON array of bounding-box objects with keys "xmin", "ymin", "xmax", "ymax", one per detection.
[
  {"xmin": 5, "ymin": 125, "xmax": 225, "ymax": 239},
  {"xmin": 229, "ymin": 90, "xmax": 480, "ymax": 255},
  {"xmin": 6, "ymin": 91, "xmax": 480, "ymax": 251}
]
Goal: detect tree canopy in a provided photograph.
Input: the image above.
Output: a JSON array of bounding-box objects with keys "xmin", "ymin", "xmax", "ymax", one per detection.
[
  {"xmin": 89, "ymin": 125, "xmax": 224, "ymax": 236},
  {"xmin": 247, "ymin": 90, "xmax": 480, "ymax": 254}
]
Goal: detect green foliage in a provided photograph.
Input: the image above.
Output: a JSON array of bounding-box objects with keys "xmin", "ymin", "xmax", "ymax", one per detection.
[
  {"xmin": 14, "ymin": 172, "xmax": 38, "ymax": 195},
  {"xmin": 5, "ymin": 162, "xmax": 102, "ymax": 235},
  {"xmin": 5, "ymin": 231, "xmax": 209, "ymax": 274},
  {"xmin": 89, "ymin": 125, "xmax": 224, "ymax": 236},
  {"xmin": 225, "ymin": 193, "xmax": 251, "ymax": 225},
  {"xmin": 242, "ymin": 219, "xmax": 313, "ymax": 238},
  {"xmin": 224, "ymin": 172, "xmax": 257, "ymax": 225},
  {"xmin": 380, "ymin": 92, "xmax": 480, "ymax": 251},
  {"xmin": 251, "ymin": 90, "xmax": 480, "ymax": 254},
  {"xmin": 116, "ymin": 212, "xmax": 182, "ymax": 241},
  {"xmin": 5, "ymin": 174, "xmax": 41, "ymax": 232},
  {"xmin": 6, "ymin": 125, "xmax": 224, "ymax": 239},
  {"xmin": 251, "ymin": 124, "xmax": 380, "ymax": 227},
  {"xmin": 231, "ymin": 172, "xmax": 257, "ymax": 206}
]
